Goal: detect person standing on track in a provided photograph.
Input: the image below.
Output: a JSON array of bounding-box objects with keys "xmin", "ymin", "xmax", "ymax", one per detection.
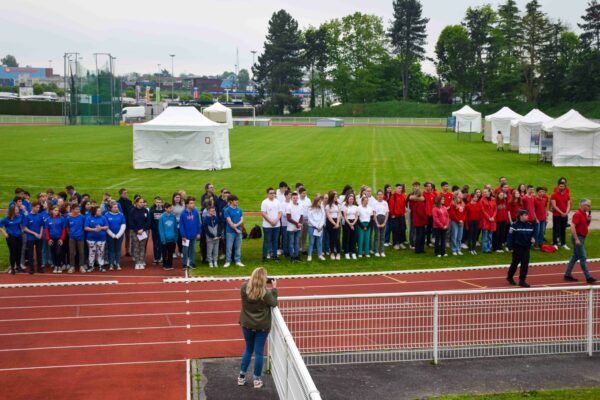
[
  {"xmin": 260, "ymin": 188, "xmax": 281, "ymax": 263},
  {"xmin": 0, "ymin": 205, "xmax": 25, "ymax": 275},
  {"xmin": 105, "ymin": 202, "xmax": 126, "ymax": 271},
  {"xmin": 506, "ymin": 209, "xmax": 535, "ymax": 288},
  {"xmin": 432, "ymin": 195, "xmax": 449, "ymax": 258},
  {"xmin": 238, "ymin": 267, "xmax": 278, "ymax": 390},
  {"xmin": 224, "ymin": 194, "xmax": 245, "ymax": 268},
  {"xmin": 130, "ymin": 197, "xmax": 151, "ymax": 270},
  {"xmin": 158, "ymin": 203, "xmax": 177, "ymax": 271},
  {"xmin": 117, "ymin": 188, "xmax": 133, "ymax": 257},
  {"xmin": 23, "ymin": 201, "xmax": 44, "ymax": 274},
  {"xmin": 551, "ymin": 181, "xmax": 571, "ymax": 250},
  {"xmin": 373, "ymin": 189, "xmax": 389, "ymax": 257},
  {"xmin": 179, "ymin": 196, "xmax": 201, "ymax": 270},
  {"xmin": 67, "ymin": 204, "xmax": 86, "ymax": 273},
  {"xmin": 45, "ymin": 205, "xmax": 66, "ymax": 274},
  {"xmin": 564, "ymin": 199, "xmax": 596, "ymax": 284},
  {"xmin": 409, "ymin": 189, "xmax": 427, "ymax": 254},
  {"xmin": 84, "ymin": 206, "xmax": 109, "ymax": 273}
]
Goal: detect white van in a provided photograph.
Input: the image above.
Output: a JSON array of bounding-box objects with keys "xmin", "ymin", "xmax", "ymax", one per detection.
[{"xmin": 122, "ymin": 106, "xmax": 145, "ymax": 122}]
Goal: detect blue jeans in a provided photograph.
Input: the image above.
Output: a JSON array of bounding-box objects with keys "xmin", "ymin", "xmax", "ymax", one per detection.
[
  {"xmin": 308, "ymin": 226, "xmax": 323, "ymax": 257},
  {"xmin": 482, "ymin": 230, "xmax": 493, "ymax": 253},
  {"xmin": 565, "ymin": 236, "xmax": 591, "ymax": 280},
  {"xmin": 262, "ymin": 226, "xmax": 279, "ymax": 258},
  {"xmin": 42, "ymin": 238, "xmax": 51, "ymax": 266},
  {"xmin": 535, "ymin": 221, "xmax": 547, "ymax": 246},
  {"xmin": 106, "ymin": 236, "xmax": 123, "ymax": 266},
  {"xmin": 226, "ymin": 232, "xmax": 242, "ymax": 263},
  {"xmin": 288, "ymin": 230, "xmax": 300, "ymax": 258},
  {"xmin": 240, "ymin": 327, "xmax": 269, "ymax": 380},
  {"xmin": 182, "ymin": 237, "xmax": 196, "ymax": 267},
  {"xmin": 384, "ymin": 218, "xmax": 392, "ymax": 244},
  {"xmin": 151, "ymin": 229, "xmax": 162, "ymax": 261},
  {"xmin": 450, "ymin": 221, "xmax": 464, "ymax": 253}
]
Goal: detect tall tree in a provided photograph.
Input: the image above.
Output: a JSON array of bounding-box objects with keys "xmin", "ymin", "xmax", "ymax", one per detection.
[
  {"xmin": 304, "ymin": 25, "xmax": 329, "ymax": 108},
  {"xmin": 253, "ymin": 10, "xmax": 304, "ymax": 115},
  {"xmin": 237, "ymin": 69, "xmax": 250, "ymax": 90},
  {"xmin": 579, "ymin": 0, "xmax": 600, "ymax": 50},
  {"xmin": 492, "ymin": 0, "xmax": 523, "ymax": 101},
  {"xmin": 388, "ymin": 0, "xmax": 429, "ymax": 100},
  {"xmin": 1, "ymin": 54, "xmax": 18, "ymax": 67},
  {"xmin": 539, "ymin": 22, "xmax": 579, "ymax": 103},
  {"xmin": 435, "ymin": 25, "xmax": 474, "ymax": 103},
  {"xmin": 521, "ymin": 0, "xmax": 551, "ymax": 102}
]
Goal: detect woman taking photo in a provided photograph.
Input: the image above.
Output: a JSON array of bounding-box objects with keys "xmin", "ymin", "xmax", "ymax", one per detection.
[
  {"xmin": 238, "ymin": 267, "xmax": 278, "ymax": 389},
  {"xmin": 0, "ymin": 205, "xmax": 25, "ymax": 275}
]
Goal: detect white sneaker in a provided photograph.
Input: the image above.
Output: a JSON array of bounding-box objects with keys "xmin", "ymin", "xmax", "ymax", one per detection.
[
  {"xmin": 237, "ymin": 376, "xmax": 246, "ymax": 386},
  {"xmin": 172, "ymin": 253, "xmax": 177, "ymax": 259},
  {"xmin": 374, "ymin": 252, "xmax": 380, "ymax": 257},
  {"xmin": 336, "ymin": 254, "xmax": 340, "ymax": 260},
  {"xmin": 458, "ymin": 251, "xmax": 463, "ymax": 255},
  {"xmin": 400, "ymin": 244, "xmax": 406, "ymax": 249},
  {"xmin": 365, "ymin": 254, "xmax": 370, "ymax": 258},
  {"xmin": 253, "ymin": 379, "xmax": 263, "ymax": 389},
  {"xmin": 351, "ymin": 254, "xmax": 357, "ymax": 260},
  {"xmin": 68, "ymin": 266, "xmax": 75, "ymax": 273},
  {"xmin": 496, "ymin": 250, "xmax": 504, "ymax": 253},
  {"xmin": 437, "ymin": 255, "xmax": 442, "ymax": 258},
  {"xmin": 277, "ymin": 249, "xmax": 283, "ymax": 256},
  {"xmin": 384, "ymin": 243, "xmax": 391, "ymax": 247},
  {"xmin": 443, "ymin": 253, "xmax": 448, "ymax": 257},
  {"xmin": 116, "ymin": 265, "xmax": 122, "ymax": 270},
  {"xmin": 563, "ymin": 245, "xmax": 570, "ymax": 250},
  {"xmin": 461, "ymin": 244, "xmax": 469, "ymax": 249},
  {"xmin": 80, "ymin": 266, "xmax": 86, "ymax": 273},
  {"xmin": 330, "ymin": 254, "xmax": 335, "ymax": 260},
  {"xmin": 452, "ymin": 252, "xmax": 458, "ymax": 256},
  {"xmin": 318, "ymin": 255, "xmax": 326, "ymax": 261},
  {"xmin": 358, "ymin": 254, "xmax": 363, "ymax": 258},
  {"xmin": 223, "ymin": 262, "xmax": 231, "ymax": 268},
  {"xmin": 393, "ymin": 244, "xmax": 400, "ymax": 250},
  {"xmin": 381, "ymin": 253, "xmax": 386, "ymax": 257},
  {"xmin": 345, "ymin": 254, "xmax": 350, "ymax": 260},
  {"xmin": 307, "ymin": 256, "xmax": 312, "ymax": 262},
  {"xmin": 140, "ymin": 265, "xmax": 145, "ymax": 270}
]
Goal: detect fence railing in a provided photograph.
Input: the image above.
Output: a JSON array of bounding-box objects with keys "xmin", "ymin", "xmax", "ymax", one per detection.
[
  {"xmin": 279, "ymin": 286, "xmax": 599, "ymax": 366},
  {"xmin": 269, "ymin": 116, "xmax": 445, "ymax": 126},
  {"xmin": 269, "ymin": 307, "xmax": 322, "ymax": 400},
  {"xmin": 0, "ymin": 115, "xmax": 63, "ymax": 124}
]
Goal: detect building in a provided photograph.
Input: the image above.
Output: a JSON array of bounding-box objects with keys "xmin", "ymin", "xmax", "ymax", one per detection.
[{"xmin": 0, "ymin": 66, "xmax": 62, "ymax": 88}]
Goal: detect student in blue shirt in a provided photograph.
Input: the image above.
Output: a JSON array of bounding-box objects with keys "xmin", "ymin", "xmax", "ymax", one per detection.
[
  {"xmin": 59, "ymin": 203, "xmax": 71, "ymax": 272},
  {"xmin": 159, "ymin": 203, "xmax": 178, "ymax": 270},
  {"xmin": 179, "ymin": 197, "xmax": 201, "ymax": 269},
  {"xmin": 23, "ymin": 201, "xmax": 45, "ymax": 274},
  {"xmin": 0, "ymin": 205, "xmax": 25, "ymax": 275},
  {"xmin": 84, "ymin": 206, "xmax": 109, "ymax": 273},
  {"xmin": 45, "ymin": 205, "xmax": 66, "ymax": 274},
  {"xmin": 223, "ymin": 194, "xmax": 244, "ymax": 268},
  {"xmin": 105, "ymin": 202, "xmax": 126, "ymax": 271},
  {"xmin": 67, "ymin": 204, "xmax": 86, "ymax": 273}
]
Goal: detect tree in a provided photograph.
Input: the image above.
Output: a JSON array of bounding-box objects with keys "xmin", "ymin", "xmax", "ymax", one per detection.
[
  {"xmin": 388, "ymin": 0, "xmax": 429, "ymax": 100},
  {"xmin": 1, "ymin": 54, "xmax": 18, "ymax": 67},
  {"xmin": 435, "ymin": 25, "xmax": 474, "ymax": 103},
  {"xmin": 304, "ymin": 25, "xmax": 329, "ymax": 108},
  {"xmin": 253, "ymin": 10, "xmax": 304, "ymax": 114},
  {"xmin": 237, "ymin": 69, "xmax": 250, "ymax": 90},
  {"xmin": 521, "ymin": 0, "xmax": 551, "ymax": 102},
  {"xmin": 578, "ymin": 0, "xmax": 600, "ymax": 50},
  {"xmin": 492, "ymin": 0, "xmax": 523, "ymax": 101},
  {"xmin": 539, "ymin": 23, "xmax": 579, "ymax": 103}
]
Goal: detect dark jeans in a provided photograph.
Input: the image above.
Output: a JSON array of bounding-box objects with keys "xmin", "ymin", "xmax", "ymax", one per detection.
[
  {"xmin": 508, "ymin": 245, "xmax": 531, "ymax": 283},
  {"xmin": 162, "ymin": 242, "xmax": 176, "ymax": 268},
  {"xmin": 552, "ymin": 215, "xmax": 568, "ymax": 246},
  {"xmin": 434, "ymin": 228, "xmax": 447, "ymax": 256},
  {"xmin": 6, "ymin": 236, "xmax": 23, "ymax": 271},
  {"xmin": 326, "ymin": 219, "xmax": 341, "ymax": 254},
  {"xmin": 262, "ymin": 227, "xmax": 279, "ymax": 258},
  {"xmin": 342, "ymin": 221, "xmax": 357, "ymax": 255},
  {"xmin": 414, "ymin": 226, "xmax": 426, "ymax": 253},
  {"xmin": 49, "ymin": 239, "xmax": 63, "ymax": 267},
  {"xmin": 26, "ymin": 239, "xmax": 43, "ymax": 272},
  {"xmin": 151, "ymin": 229, "xmax": 162, "ymax": 262},
  {"xmin": 240, "ymin": 327, "xmax": 269, "ymax": 380},
  {"xmin": 467, "ymin": 220, "xmax": 480, "ymax": 251},
  {"xmin": 493, "ymin": 221, "xmax": 508, "ymax": 251},
  {"xmin": 565, "ymin": 236, "xmax": 591, "ymax": 280},
  {"xmin": 392, "ymin": 216, "xmax": 407, "ymax": 245},
  {"xmin": 426, "ymin": 216, "xmax": 433, "ymax": 245}
]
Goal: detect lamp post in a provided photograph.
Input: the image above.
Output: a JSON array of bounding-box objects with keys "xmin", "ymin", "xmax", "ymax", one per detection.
[
  {"xmin": 169, "ymin": 54, "xmax": 175, "ymax": 100},
  {"xmin": 250, "ymin": 50, "xmax": 257, "ymax": 91}
]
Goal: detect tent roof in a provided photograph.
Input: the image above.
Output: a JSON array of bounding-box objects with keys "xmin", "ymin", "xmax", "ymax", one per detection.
[
  {"xmin": 138, "ymin": 106, "xmax": 219, "ymax": 128},
  {"xmin": 511, "ymin": 108, "xmax": 553, "ymax": 127},
  {"xmin": 485, "ymin": 106, "xmax": 523, "ymax": 121},
  {"xmin": 452, "ymin": 105, "xmax": 481, "ymax": 117},
  {"xmin": 542, "ymin": 109, "xmax": 600, "ymax": 132},
  {"xmin": 204, "ymin": 102, "xmax": 230, "ymax": 112}
]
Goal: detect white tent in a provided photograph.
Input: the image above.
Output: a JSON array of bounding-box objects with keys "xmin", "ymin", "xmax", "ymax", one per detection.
[
  {"xmin": 542, "ymin": 109, "xmax": 600, "ymax": 167},
  {"xmin": 485, "ymin": 107, "xmax": 523, "ymax": 143},
  {"xmin": 203, "ymin": 102, "xmax": 234, "ymax": 129},
  {"xmin": 510, "ymin": 109, "xmax": 553, "ymax": 154},
  {"xmin": 133, "ymin": 106, "xmax": 231, "ymax": 170},
  {"xmin": 452, "ymin": 105, "xmax": 481, "ymax": 133}
]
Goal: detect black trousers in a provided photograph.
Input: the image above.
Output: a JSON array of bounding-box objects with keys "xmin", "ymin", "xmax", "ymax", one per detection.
[
  {"xmin": 326, "ymin": 219, "xmax": 341, "ymax": 254},
  {"xmin": 434, "ymin": 228, "xmax": 447, "ymax": 256},
  {"xmin": 162, "ymin": 242, "xmax": 176, "ymax": 268},
  {"xmin": 508, "ymin": 245, "xmax": 531, "ymax": 282},
  {"xmin": 414, "ymin": 226, "xmax": 426, "ymax": 253},
  {"xmin": 6, "ymin": 236, "xmax": 22, "ymax": 271},
  {"xmin": 467, "ymin": 220, "xmax": 479, "ymax": 251},
  {"xmin": 342, "ymin": 221, "xmax": 357, "ymax": 255},
  {"xmin": 49, "ymin": 240, "xmax": 62, "ymax": 267},
  {"xmin": 392, "ymin": 216, "xmax": 407, "ymax": 245},
  {"xmin": 26, "ymin": 239, "xmax": 43, "ymax": 272},
  {"xmin": 552, "ymin": 215, "xmax": 568, "ymax": 246},
  {"xmin": 426, "ymin": 216, "xmax": 433, "ymax": 244},
  {"xmin": 493, "ymin": 221, "xmax": 508, "ymax": 251}
]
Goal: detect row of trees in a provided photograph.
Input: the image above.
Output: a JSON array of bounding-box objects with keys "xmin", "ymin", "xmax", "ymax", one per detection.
[{"xmin": 253, "ymin": 0, "xmax": 600, "ymax": 114}]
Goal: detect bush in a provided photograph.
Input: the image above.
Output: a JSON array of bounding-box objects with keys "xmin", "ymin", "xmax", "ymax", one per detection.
[{"xmin": 0, "ymin": 100, "xmax": 62, "ymax": 115}]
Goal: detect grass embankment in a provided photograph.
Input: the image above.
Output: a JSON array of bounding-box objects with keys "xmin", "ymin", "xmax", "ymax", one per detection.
[{"xmin": 430, "ymin": 387, "xmax": 600, "ymax": 400}]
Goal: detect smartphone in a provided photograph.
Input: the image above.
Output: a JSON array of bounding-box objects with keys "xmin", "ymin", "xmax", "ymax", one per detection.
[{"xmin": 266, "ymin": 277, "xmax": 275, "ymax": 284}]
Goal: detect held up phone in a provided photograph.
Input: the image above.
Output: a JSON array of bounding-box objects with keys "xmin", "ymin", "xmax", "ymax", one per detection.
[{"xmin": 266, "ymin": 277, "xmax": 275, "ymax": 284}]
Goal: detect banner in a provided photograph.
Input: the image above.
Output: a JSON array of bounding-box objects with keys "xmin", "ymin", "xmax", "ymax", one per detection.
[
  {"xmin": 145, "ymin": 87, "xmax": 150, "ymax": 104},
  {"xmin": 156, "ymin": 87, "xmax": 161, "ymax": 103},
  {"xmin": 193, "ymin": 87, "xmax": 198, "ymax": 99}
]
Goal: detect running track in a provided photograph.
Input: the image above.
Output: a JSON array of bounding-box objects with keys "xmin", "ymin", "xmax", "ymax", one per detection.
[{"xmin": 1, "ymin": 259, "xmax": 598, "ymax": 400}]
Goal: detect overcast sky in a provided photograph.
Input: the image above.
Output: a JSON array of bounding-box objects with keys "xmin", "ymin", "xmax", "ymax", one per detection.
[{"xmin": 1, "ymin": 0, "xmax": 590, "ymax": 77}]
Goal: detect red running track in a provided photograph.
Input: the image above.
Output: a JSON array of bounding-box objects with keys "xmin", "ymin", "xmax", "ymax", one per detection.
[{"xmin": 0, "ymin": 261, "xmax": 598, "ymax": 400}]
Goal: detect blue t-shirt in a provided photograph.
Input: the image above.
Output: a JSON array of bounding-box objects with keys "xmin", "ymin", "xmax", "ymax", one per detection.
[
  {"xmin": 45, "ymin": 216, "xmax": 65, "ymax": 240},
  {"xmin": 24, "ymin": 213, "xmax": 44, "ymax": 241},
  {"xmin": 67, "ymin": 214, "xmax": 86, "ymax": 241},
  {"xmin": 85, "ymin": 215, "xmax": 108, "ymax": 242},
  {"xmin": 0, "ymin": 214, "xmax": 23, "ymax": 237},
  {"xmin": 223, "ymin": 206, "xmax": 243, "ymax": 234},
  {"xmin": 105, "ymin": 212, "xmax": 126, "ymax": 235}
]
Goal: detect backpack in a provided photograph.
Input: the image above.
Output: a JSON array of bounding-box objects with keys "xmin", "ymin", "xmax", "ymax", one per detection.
[
  {"xmin": 540, "ymin": 244, "xmax": 557, "ymax": 253},
  {"xmin": 248, "ymin": 224, "xmax": 262, "ymax": 239},
  {"xmin": 241, "ymin": 223, "xmax": 248, "ymax": 239}
]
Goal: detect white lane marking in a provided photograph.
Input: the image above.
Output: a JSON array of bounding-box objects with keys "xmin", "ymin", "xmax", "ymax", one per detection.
[
  {"xmin": 0, "ymin": 359, "xmax": 185, "ymax": 372},
  {"xmin": 107, "ymin": 178, "xmax": 138, "ymax": 189},
  {"xmin": 0, "ymin": 298, "xmax": 238, "ymax": 310}
]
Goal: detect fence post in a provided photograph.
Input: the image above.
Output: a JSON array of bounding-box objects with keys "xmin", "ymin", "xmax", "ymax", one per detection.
[
  {"xmin": 588, "ymin": 287, "xmax": 594, "ymax": 356},
  {"xmin": 433, "ymin": 293, "xmax": 439, "ymax": 364}
]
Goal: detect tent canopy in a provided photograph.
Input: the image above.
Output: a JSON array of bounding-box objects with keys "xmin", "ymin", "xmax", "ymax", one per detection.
[
  {"xmin": 511, "ymin": 108, "xmax": 553, "ymax": 127},
  {"xmin": 452, "ymin": 105, "xmax": 481, "ymax": 133},
  {"xmin": 203, "ymin": 102, "xmax": 234, "ymax": 129},
  {"xmin": 133, "ymin": 106, "xmax": 231, "ymax": 170},
  {"xmin": 542, "ymin": 109, "xmax": 600, "ymax": 133},
  {"xmin": 543, "ymin": 109, "xmax": 600, "ymax": 167},
  {"xmin": 510, "ymin": 109, "xmax": 554, "ymax": 154},
  {"xmin": 485, "ymin": 107, "xmax": 523, "ymax": 143},
  {"xmin": 485, "ymin": 106, "xmax": 523, "ymax": 122}
]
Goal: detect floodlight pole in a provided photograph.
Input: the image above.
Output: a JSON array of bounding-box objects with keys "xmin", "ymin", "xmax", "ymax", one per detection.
[
  {"xmin": 170, "ymin": 54, "xmax": 175, "ymax": 100},
  {"xmin": 250, "ymin": 50, "xmax": 257, "ymax": 91}
]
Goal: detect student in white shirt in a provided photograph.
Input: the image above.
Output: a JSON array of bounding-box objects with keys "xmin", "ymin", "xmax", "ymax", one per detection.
[
  {"xmin": 278, "ymin": 190, "xmax": 291, "ymax": 257},
  {"xmin": 261, "ymin": 187, "xmax": 281, "ymax": 262},
  {"xmin": 298, "ymin": 188, "xmax": 311, "ymax": 254},
  {"xmin": 363, "ymin": 186, "xmax": 378, "ymax": 253},
  {"xmin": 325, "ymin": 190, "xmax": 341, "ymax": 260},
  {"xmin": 342, "ymin": 193, "xmax": 359, "ymax": 259},
  {"xmin": 276, "ymin": 181, "xmax": 289, "ymax": 203},
  {"xmin": 286, "ymin": 192, "xmax": 303, "ymax": 262},
  {"xmin": 357, "ymin": 196, "xmax": 375, "ymax": 257},
  {"xmin": 373, "ymin": 190, "xmax": 390, "ymax": 257},
  {"xmin": 307, "ymin": 196, "xmax": 326, "ymax": 261}
]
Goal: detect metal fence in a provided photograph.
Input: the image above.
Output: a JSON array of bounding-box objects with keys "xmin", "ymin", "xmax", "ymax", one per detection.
[
  {"xmin": 0, "ymin": 115, "xmax": 63, "ymax": 124},
  {"xmin": 269, "ymin": 116, "xmax": 445, "ymax": 127},
  {"xmin": 278, "ymin": 286, "xmax": 600, "ymax": 366},
  {"xmin": 269, "ymin": 307, "xmax": 322, "ymax": 400}
]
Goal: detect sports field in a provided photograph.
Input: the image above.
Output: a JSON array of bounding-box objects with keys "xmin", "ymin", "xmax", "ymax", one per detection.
[{"xmin": 0, "ymin": 124, "xmax": 598, "ymax": 272}]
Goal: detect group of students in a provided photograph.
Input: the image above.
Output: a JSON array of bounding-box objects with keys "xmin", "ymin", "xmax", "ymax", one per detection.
[{"xmin": 0, "ymin": 184, "xmax": 246, "ymax": 275}]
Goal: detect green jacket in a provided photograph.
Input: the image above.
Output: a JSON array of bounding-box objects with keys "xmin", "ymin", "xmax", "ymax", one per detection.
[{"xmin": 239, "ymin": 282, "xmax": 278, "ymax": 331}]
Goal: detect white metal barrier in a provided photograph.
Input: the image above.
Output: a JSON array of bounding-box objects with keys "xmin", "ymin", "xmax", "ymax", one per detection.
[
  {"xmin": 278, "ymin": 286, "xmax": 600, "ymax": 366},
  {"xmin": 269, "ymin": 116, "xmax": 446, "ymax": 127},
  {"xmin": 269, "ymin": 307, "xmax": 322, "ymax": 400}
]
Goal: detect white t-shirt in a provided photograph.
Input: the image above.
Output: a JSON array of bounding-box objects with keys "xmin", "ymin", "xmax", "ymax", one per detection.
[
  {"xmin": 299, "ymin": 196, "xmax": 311, "ymax": 219},
  {"xmin": 308, "ymin": 207, "xmax": 325, "ymax": 229},
  {"xmin": 280, "ymin": 200, "xmax": 290, "ymax": 226},
  {"xmin": 374, "ymin": 200, "xmax": 389, "ymax": 216},
  {"xmin": 367, "ymin": 196, "xmax": 377, "ymax": 209},
  {"xmin": 261, "ymin": 198, "xmax": 281, "ymax": 228},
  {"xmin": 342, "ymin": 204, "xmax": 359, "ymax": 220},
  {"xmin": 286, "ymin": 202, "xmax": 303, "ymax": 232},
  {"xmin": 358, "ymin": 205, "xmax": 374, "ymax": 222},
  {"xmin": 325, "ymin": 203, "xmax": 340, "ymax": 219}
]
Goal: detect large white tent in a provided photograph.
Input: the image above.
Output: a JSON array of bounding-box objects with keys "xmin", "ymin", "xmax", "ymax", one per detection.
[
  {"xmin": 510, "ymin": 109, "xmax": 553, "ymax": 154},
  {"xmin": 133, "ymin": 106, "xmax": 231, "ymax": 170},
  {"xmin": 542, "ymin": 109, "xmax": 600, "ymax": 167},
  {"xmin": 452, "ymin": 105, "xmax": 482, "ymax": 133},
  {"xmin": 203, "ymin": 102, "xmax": 234, "ymax": 129},
  {"xmin": 484, "ymin": 107, "xmax": 523, "ymax": 143}
]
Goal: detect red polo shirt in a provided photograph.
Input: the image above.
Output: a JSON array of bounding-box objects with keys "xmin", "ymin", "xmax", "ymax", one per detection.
[
  {"xmin": 423, "ymin": 191, "xmax": 437, "ymax": 216},
  {"xmin": 534, "ymin": 196, "xmax": 548, "ymax": 222},
  {"xmin": 572, "ymin": 209, "xmax": 590, "ymax": 237},
  {"xmin": 550, "ymin": 190, "xmax": 570, "ymax": 216}
]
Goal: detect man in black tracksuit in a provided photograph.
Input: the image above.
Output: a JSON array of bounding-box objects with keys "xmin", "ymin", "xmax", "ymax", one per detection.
[{"xmin": 507, "ymin": 209, "xmax": 536, "ymax": 287}]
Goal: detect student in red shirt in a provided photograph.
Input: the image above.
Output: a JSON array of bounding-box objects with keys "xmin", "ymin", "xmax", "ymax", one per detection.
[
  {"xmin": 508, "ymin": 189, "xmax": 522, "ymax": 225},
  {"xmin": 423, "ymin": 182, "xmax": 437, "ymax": 247},
  {"xmin": 409, "ymin": 189, "xmax": 427, "ymax": 254},
  {"xmin": 551, "ymin": 181, "xmax": 571, "ymax": 249},
  {"xmin": 493, "ymin": 191, "xmax": 509, "ymax": 252},
  {"xmin": 432, "ymin": 195, "xmax": 449, "ymax": 257},
  {"xmin": 533, "ymin": 187, "xmax": 549, "ymax": 248},
  {"xmin": 466, "ymin": 192, "xmax": 482, "ymax": 255},
  {"xmin": 480, "ymin": 188, "xmax": 497, "ymax": 254},
  {"xmin": 521, "ymin": 186, "xmax": 536, "ymax": 225},
  {"xmin": 494, "ymin": 177, "xmax": 512, "ymax": 197},
  {"xmin": 449, "ymin": 192, "xmax": 467, "ymax": 255},
  {"xmin": 564, "ymin": 199, "xmax": 595, "ymax": 284},
  {"xmin": 389, "ymin": 184, "xmax": 407, "ymax": 249},
  {"xmin": 407, "ymin": 181, "xmax": 420, "ymax": 248}
]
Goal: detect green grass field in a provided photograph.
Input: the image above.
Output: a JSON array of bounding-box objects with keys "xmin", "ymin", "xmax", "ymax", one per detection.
[
  {"xmin": 0, "ymin": 124, "xmax": 598, "ymax": 272},
  {"xmin": 430, "ymin": 387, "xmax": 600, "ymax": 399}
]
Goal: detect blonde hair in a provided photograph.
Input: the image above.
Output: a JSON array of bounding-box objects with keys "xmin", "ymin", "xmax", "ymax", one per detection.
[{"xmin": 246, "ymin": 267, "xmax": 267, "ymax": 300}]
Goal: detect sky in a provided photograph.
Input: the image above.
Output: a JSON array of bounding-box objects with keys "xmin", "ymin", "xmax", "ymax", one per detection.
[{"xmin": 1, "ymin": 0, "xmax": 590, "ymax": 77}]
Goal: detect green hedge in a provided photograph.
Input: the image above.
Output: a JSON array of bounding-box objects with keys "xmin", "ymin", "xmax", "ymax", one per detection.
[{"xmin": 0, "ymin": 100, "xmax": 62, "ymax": 116}]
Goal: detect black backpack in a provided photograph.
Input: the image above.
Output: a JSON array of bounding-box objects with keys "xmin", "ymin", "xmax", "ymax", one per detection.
[{"xmin": 248, "ymin": 224, "xmax": 262, "ymax": 239}]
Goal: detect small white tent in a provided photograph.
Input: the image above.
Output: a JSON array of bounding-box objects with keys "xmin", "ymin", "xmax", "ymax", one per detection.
[
  {"xmin": 452, "ymin": 105, "xmax": 482, "ymax": 133},
  {"xmin": 133, "ymin": 106, "xmax": 231, "ymax": 170},
  {"xmin": 203, "ymin": 102, "xmax": 234, "ymax": 129},
  {"xmin": 510, "ymin": 109, "xmax": 553, "ymax": 154},
  {"xmin": 542, "ymin": 109, "xmax": 600, "ymax": 167},
  {"xmin": 485, "ymin": 107, "xmax": 523, "ymax": 143}
]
